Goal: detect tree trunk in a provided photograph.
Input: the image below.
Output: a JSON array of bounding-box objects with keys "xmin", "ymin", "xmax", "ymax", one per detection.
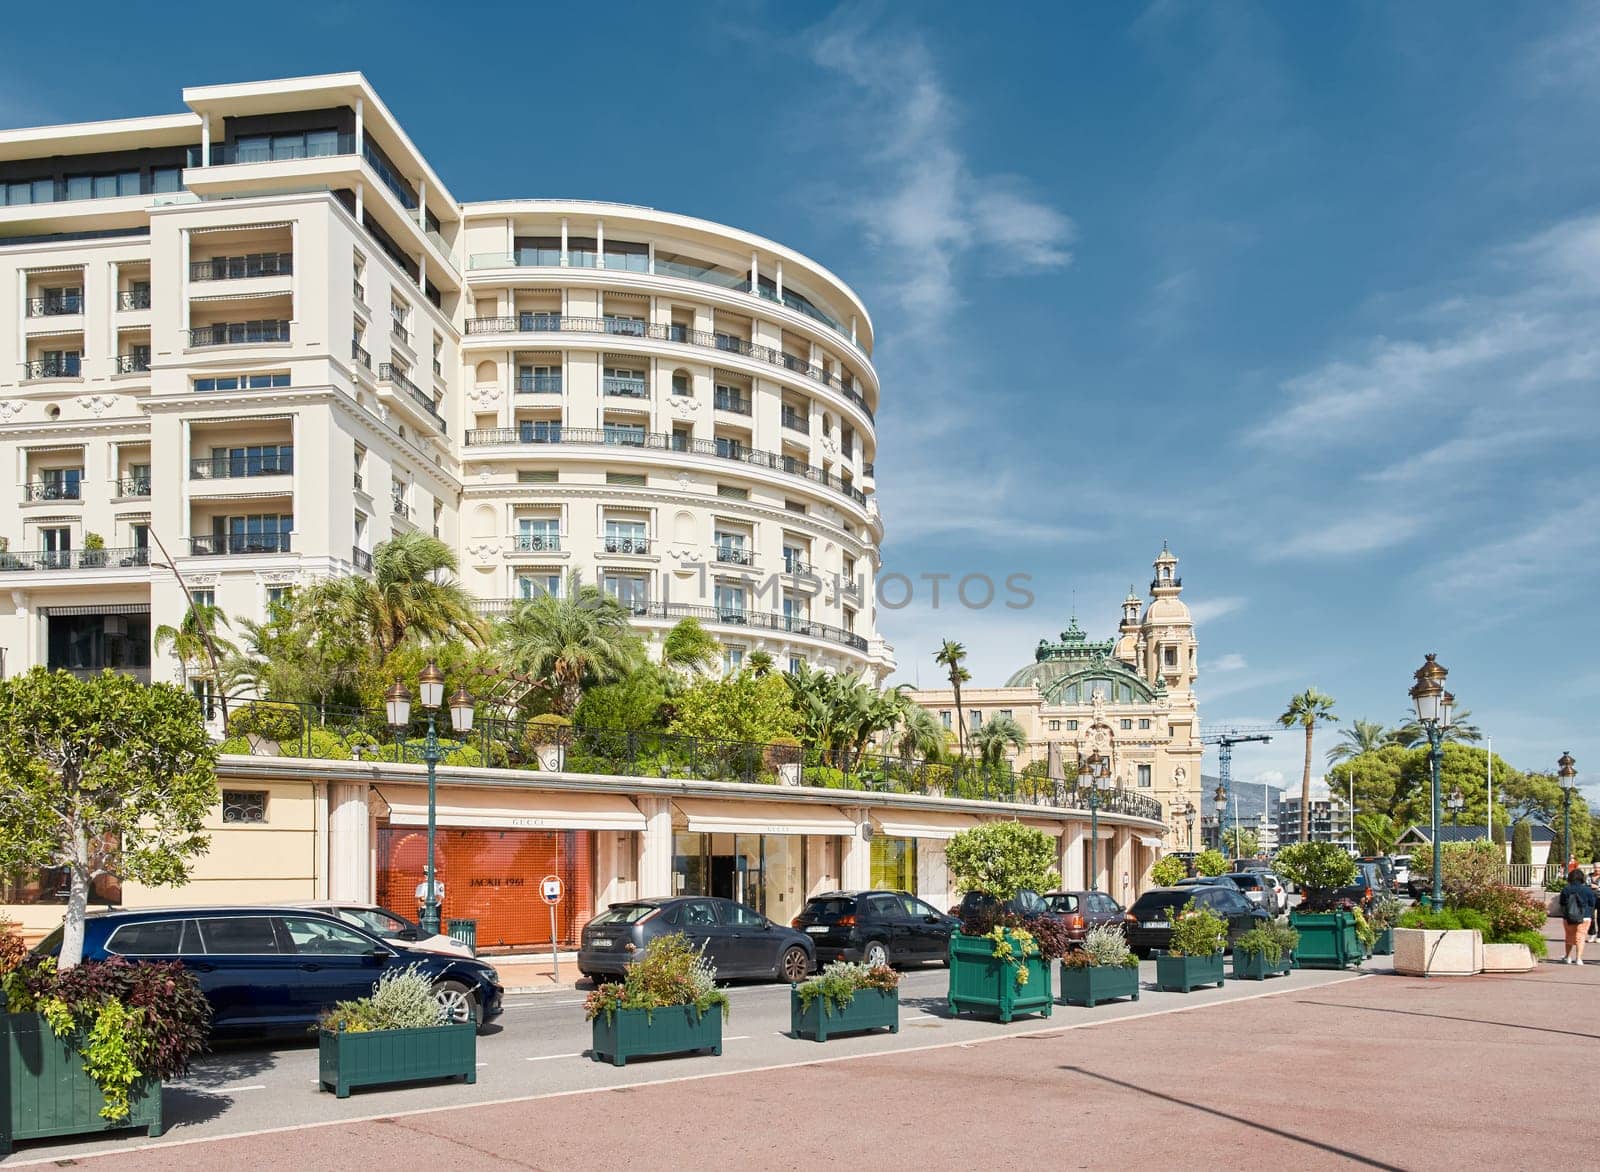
[
  {"xmin": 60, "ymin": 826, "xmax": 91, "ymax": 970},
  {"xmin": 1300, "ymin": 721, "xmax": 1313, "ymax": 842},
  {"xmin": 952, "ymin": 679, "xmax": 965, "ymax": 762}
]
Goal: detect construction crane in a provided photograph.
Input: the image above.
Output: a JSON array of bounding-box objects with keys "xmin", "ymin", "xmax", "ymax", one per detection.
[{"xmin": 1201, "ymin": 726, "xmax": 1275, "ymax": 853}]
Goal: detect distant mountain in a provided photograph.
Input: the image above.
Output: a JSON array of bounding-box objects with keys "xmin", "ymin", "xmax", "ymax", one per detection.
[{"xmin": 1200, "ymin": 776, "xmax": 1282, "ymax": 822}]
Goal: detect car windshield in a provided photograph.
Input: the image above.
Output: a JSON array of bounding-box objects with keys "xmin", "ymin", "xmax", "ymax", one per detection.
[
  {"xmin": 802, "ymin": 898, "xmax": 856, "ymax": 919},
  {"xmin": 590, "ymin": 904, "xmax": 658, "ymax": 925},
  {"xmin": 1228, "ymin": 875, "xmax": 1260, "ymax": 888},
  {"xmin": 336, "ymin": 908, "xmax": 409, "ymax": 938}
]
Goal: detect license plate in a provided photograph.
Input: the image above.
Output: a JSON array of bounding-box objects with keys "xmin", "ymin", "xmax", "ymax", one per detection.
[
  {"xmin": 1144, "ymin": 920, "xmax": 1169, "ymax": 929},
  {"xmin": 590, "ymin": 938, "xmax": 613, "ymax": 949},
  {"xmin": 806, "ymin": 926, "xmax": 829, "ymax": 934}
]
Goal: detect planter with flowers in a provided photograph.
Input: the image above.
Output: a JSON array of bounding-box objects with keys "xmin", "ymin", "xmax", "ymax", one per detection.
[
  {"xmin": 1367, "ymin": 895, "xmax": 1402, "ymax": 956},
  {"xmin": 1059, "ymin": 924, "xmax": 1141, "ymax": 1007},
  {"xmin": 1276, "ymin": 843, "xmax": 1364, "ymax": 970},
  {"xmin": 2, "ymin": 947, "xmax": 210, "ymax": 1156},
  {"xmin": 790, "ymin": 961, "xmax": 900, "ymax": 1042},
  {"xmin": 586, "ymin": 933, "xmax": 728, "ymax": 1067},
  {"xmin": 1230, "ymin": 920, "xmax": 1299, "ymax": 981},
  {"xmin": 317, "ymin": 965, "xmax": 476, "ymax": 1098},
  {"xmin": 947, "ymin": 926, "xmax": 1054, "ymax": 1022},
  {"xmin": 1154, "ymin": 900, "xmax": 1228, "ymax": 992}
]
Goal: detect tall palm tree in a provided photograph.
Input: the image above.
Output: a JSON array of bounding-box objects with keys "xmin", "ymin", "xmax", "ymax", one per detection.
[
  {"xmin": 154, "ymin": 602, "xmax": 237, "ymax": 687},
  {"xmin": 1325, "ymin": 718, "xmax": 1391, "ymax": 764},
  {"xmin": 1279, "ymin": 688, "xmax": 1339, "ymax": 842},
  {"xmin": 935, "ymin": 640, "xmax": 970, "ymax": 760},
  {"xmin": 497, "ymin": 573, "xmax": 644, "ymax": 714},
  {"xmin": 893, "ymin": 695, "xmax": 946, "ymax": 764},
  {"xmin": 661, "ymin": 618, "xmax": 720, "ymax": 676},
  {"xmin": 1388, "ymin": 708, "xmax": 1483, "ymax": 748},
  {"xmin": 973, "ymin": 712, "xmax": 1026, "ymax": 770},
  {"xmin": 319, "ymin": 531, "xmax": 487, "ymax": 657}
]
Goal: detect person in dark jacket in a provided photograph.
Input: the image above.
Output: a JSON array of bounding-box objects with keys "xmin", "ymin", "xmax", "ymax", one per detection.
[{"xmin": 1559, "ymin": 869, "xmax": 1597, "ymax": 964}]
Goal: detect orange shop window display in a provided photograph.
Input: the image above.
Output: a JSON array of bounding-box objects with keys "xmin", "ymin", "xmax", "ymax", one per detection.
[{"xmin": 376, "ymin": 826, "xmax": 594, "ymax": 951}]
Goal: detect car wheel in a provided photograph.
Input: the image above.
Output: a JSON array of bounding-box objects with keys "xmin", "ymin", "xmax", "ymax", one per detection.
[
  {"xmin": 778, "ymin": 945, "xmax": 810, "ymax": 983},
  {"xmin": 862, "ymin": 940, "xmax": 890, "ymax": 968},
  {"xmin": 433, "ymin": 980, "xmax": 482, "ymax": 1027}
]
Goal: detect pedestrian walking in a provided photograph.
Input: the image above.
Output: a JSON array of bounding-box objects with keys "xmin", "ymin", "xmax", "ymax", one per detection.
[
  {"xmin": 1588, "ymin": 865, "xmax": 1600, "ymax": 942},
  {"xmin": 1558, "ymin": 868, "xmax": 1596, "ymax": 964}
]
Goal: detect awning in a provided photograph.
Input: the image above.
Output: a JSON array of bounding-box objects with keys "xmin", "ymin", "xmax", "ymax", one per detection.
[
  {"xmin": 381, "ymin": 787, "xmax": 644, "ymax": 832},
  {"xmin": 1139, "ymin": 836, "xmax": 1165, "ymax": 848},
  {"xmin": 871, "ymin": 810, "xmax": 980, "ymax": 841},
  {"xmin": 1019, "ymin": 818, "xmax": 1066, "ymax": 838},
  {"xmin": 672, "ymin": 798, "xmax": 854, "ymax": 837}
]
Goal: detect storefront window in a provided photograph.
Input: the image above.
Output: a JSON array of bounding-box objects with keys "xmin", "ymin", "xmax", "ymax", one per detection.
[
  {"xmin": 870, "ymin": 836, "xmax": 917, "ymax": 892},
  {"xmin": 672, "ymin": 832, "xmax": 808, "ymax": 921}
]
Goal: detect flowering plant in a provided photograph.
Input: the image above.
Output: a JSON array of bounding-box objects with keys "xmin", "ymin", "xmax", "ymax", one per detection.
[
  {"xmin": 794, "ymin": 960, "xmax": 900, "ymax": 1015},
  {"xmin": 985, "ymin": 925, "xmax": 1040, "ymax": 987},
  {"xmin": 1167, "ymin": 900, "xmax": 1227, "ymax": 958},
  {"xmin": 583, "ymin": 932, "xmax": 730, "ymax": 1025}
]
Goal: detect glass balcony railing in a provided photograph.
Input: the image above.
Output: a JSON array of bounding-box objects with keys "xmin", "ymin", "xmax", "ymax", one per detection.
[
  {"xmin": 515, "ymin": 374, "xmax": 562, "ymax": 394},
  {"xmin": 188, "ymin": 533, "xmax": 293, "ymax": 556}
]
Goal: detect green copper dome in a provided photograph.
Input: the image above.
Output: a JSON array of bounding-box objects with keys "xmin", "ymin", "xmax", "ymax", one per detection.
[{"xmin": 1004, "ymin": 616, "xmax": 1160, "ymax": 704}]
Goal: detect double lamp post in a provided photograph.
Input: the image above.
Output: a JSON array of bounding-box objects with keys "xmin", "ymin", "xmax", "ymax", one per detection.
[
  {"xmin": 1078, "ymin": 751, "xmax": 1112, "ymax": 890},
  {"xmin": 384, "ymin": 661, "xmax": 474, "ymax": 936},
  {"xmin": 1408, "ymin": 654, "xmax": 1456, "ymax": 913}
]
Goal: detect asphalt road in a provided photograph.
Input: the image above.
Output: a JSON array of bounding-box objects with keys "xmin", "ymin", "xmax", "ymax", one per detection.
[{"xmin": 4, "ymin": 958, "xmax": 1374, "ymax": 1166}]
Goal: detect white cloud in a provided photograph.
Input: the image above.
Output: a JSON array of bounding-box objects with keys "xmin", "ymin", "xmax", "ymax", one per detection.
[
  {"xmin": 1210, "ymin": 653, "xmax": 1247, "ymax": 673},
  {"xmin": 1188, "ymin": 596, "xmax": 1247, "ymax": 625},
  {"xmin": 1272, "ymin": 512, "xmax": 1421, "ymax": 560}
]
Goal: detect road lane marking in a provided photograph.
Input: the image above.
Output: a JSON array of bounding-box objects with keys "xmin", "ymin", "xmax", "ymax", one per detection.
[
  {"xmin": 11, "ymin": 972, "xmax": 1372, "ymax": 1169},
  {"xmin": 173, "ymin": 1084, "xmax": 266, "ymax": 1095},
  {"xmin": 525, "ymin": 1053, "xmax": 583, "ymax": 1062}
]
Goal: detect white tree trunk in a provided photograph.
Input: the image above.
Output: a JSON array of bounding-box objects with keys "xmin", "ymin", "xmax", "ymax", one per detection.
[{"xmin": 60, "ymin": 825, "xmax": 91, "ymax": 970}]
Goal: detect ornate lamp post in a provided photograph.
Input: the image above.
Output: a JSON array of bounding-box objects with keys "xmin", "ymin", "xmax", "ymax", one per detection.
[
  {"xmin": 1213, "ymin": 782, "xmax": 1228, "ymax": 854},
  {"xmin": 1079, "ymin": 751, "xmax": 1112, "ymax": 890},
  {"xmin": 1446, "ymin": 788, "xmax": 1464, "ymax": 826},
  {"xmin": 1408, "ymin": 654, "xmax": 1454, "ymax": 911},
  {"xmin": 1558, "ymin": 752, "xmax": 1577, "ymax": 870},
  {"xmin": 386, "ymin": 662, "xmax": 474, "ymax": 935}
]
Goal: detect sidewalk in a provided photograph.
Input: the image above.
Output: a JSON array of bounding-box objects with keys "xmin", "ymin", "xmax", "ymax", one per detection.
[{"xmin": 484, "ymin": 953, "xmax": 581, "ymax": 994}]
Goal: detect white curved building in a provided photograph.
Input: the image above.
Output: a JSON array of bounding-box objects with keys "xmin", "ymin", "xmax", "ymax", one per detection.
[{"xmin": 0, "ymin": 74, "xmax": 894, "ymax": 686}]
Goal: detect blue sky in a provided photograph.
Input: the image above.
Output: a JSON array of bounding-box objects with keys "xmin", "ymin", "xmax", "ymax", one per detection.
[{"xmin": 5, "ymin": 1, "xmax": 1596, "ymax": 796}]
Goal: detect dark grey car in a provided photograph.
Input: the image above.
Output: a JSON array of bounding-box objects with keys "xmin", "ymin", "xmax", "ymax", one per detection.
[{"xmin": 577, "ymin": 897, "xmax": 814, "ymax": 984}]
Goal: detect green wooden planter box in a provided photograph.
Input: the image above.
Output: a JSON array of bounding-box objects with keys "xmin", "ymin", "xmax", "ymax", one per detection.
[
  {"xmin": 317, "ymin": 1023, "xmax": 477, "ymax": 1098},
  {"xmin": 790, "ymin": 986, "xmax": 899, "ymax": 1042},
  {"xmin": 1058, "ymin": 963, "xmax": 1141, "ymax": 1007},
  {"xmin": 1289, "ymin": 911, "xmax": 1363, "ymax": 970},
  {"xmin": 1231, "ymin": 950, "xmax": 1295, "ymax": 981},
  {"xmin": 2, "ymin": 1013, "xmax": 161, "ymax": 1156},
  {"xmin": 1154, "ymin": 952, "xmax": 1225, "ymax": 992},
  {"xmin": 1372, "ymin": 927, "xmax": 1394, "ymax": 956},
  {"xmin": 590, "ymin": 1004, "xmax": 723, "ymax": 1067},
  {"xmin": 946, "ymin": 931, "xmax": 1053, "ymax": 1022}
]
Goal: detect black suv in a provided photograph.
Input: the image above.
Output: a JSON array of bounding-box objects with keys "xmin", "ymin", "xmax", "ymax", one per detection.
[
  {"xmin": 792, "ymin": 891, "xmax": 958, "ymax": 967},
  {"xmin": 1123, "ymin": 886, "xmax": 1269, "ymax": 957},
  {"xmin": 950, "ymin": 889, "xmax": 1049, "ymax": 921}
]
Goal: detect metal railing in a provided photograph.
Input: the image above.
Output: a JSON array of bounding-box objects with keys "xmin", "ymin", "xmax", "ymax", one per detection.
[
  {"xmin": 512, "ymin": 533, "xmax": 561, "ymax": 552},
  {"xmin": 352, "ymin": 340, "xmax": 372, "ymax": 370},
  {"xmin": 25, "ymin": 295, "xmax": 82, "ymax": 317},
  {"xmin": 713, "ymin": 388, "xmax": 752, "ymax": 414},
  {"xmin": 113, "ymin": 477, "xmax": 152, "ymax": 498},
  {"xmin": 190, "ymin": 253, "xmax": 292, "ymax": 281},
  {"xmin": 515, "ymin": 374, "xmax": 562, "ymax": 394},
  {"xmin": 352, "ymin": 547, "xmax": 373, "ymax": 572},
  {"xmin": 462, "ymin": 427, "xmax": 868, "ymax": 505},
  {"xmin": 0, "ymin": 547, "xmax": 149, "ymax": 571},
  {"xmin": 218, "ymin": 699, "xmax": 1164, "ymax": 823},
  {"xmin": 863, "ymin": 461, "xmax": 875, "ymax": 477},
  {"xmin": 463, "ymin": 314, "xmax": 874, "ymax": 420},
  {"xmin": 781, "ymin": 408, "xmax": 810, "ymax": 433},
  {"xmin": 378, "ymin": 363, "xmax": 446, "ymax": 432},
  {"xmin": 391, "ymin": 320, "xmax": 411, "ymax": 347},
  {"xmin": 601, "ymin": 536, "xmax": 652, "ymax": 555},
  {"xmin": 188, "ymin": 533, "xmax": 293, "ymax": 556},
  {"xmin": 21, "ymin": 358, "xmax": 81, "ymax": 379},
  {"xmin": 472, "ymin": 596, "xmax": 868, "ymax": 651},
  {"xmin": 715, "ymin": 544, "xmax": 755, "ymax": 566},
  {"xmin": 1503, "ymin": 863, "xmax": 1565, "ymax": 889},
  {"xmin": 22, "ymin": 481, "xmax": 81, "ymax": 501},
  {"xmin": 392, "ymin": 496, "xmax": 412, "ymax": 519},
  {"xmin": 603, "ymin": 376, "xmax": 648, "ymax": 398},
  {"xmin": 187, "ymin": 321, "xmax": 290, "ymax": 347},
  {"xmin": 113, "ymin": 353, "xmax": 151, "ymax": 374},
  {"xmin": 117, "ymin": 288, "xmax": 151, "ymax": 311},
  {"xmin": 190, "ymin": 453, "xmax": 294, "ymax": 480}
]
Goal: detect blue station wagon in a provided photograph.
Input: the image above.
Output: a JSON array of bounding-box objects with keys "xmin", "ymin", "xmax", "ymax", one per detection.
[{"xmin": 34, "ymin": 906, "xmax": 504, "ymax": 1034}]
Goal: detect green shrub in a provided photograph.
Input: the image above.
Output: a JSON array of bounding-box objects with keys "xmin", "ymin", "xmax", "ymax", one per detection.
[
  {"xmin": 217, "ymin": 735, "xmax": 250, "ymax": 755},
  {"xmin": 320, "ymin": 965, "xmax": 443, "ymax": 1033},
  {"xmin": 227, "ymin": 703, "xmax": 304, "ymax": 743},
  {"xmin": 306, "ymin": 728, "xmax": 353, "ymax": 760},
  {"xmin": 1193, "ymin": 849, "xmax": 1228, "ymax": 877},
  {"xmin": 765, "ymin": 736, "xmax": 802, "ymax": 770},
  {"xmin": 945, "ymin": 821, "xmax": 1061, "ymax": 899},
  {"xmin": 1168, "ymin": 899, "xmax": 1227, "ymax": 958},
  {"xmin": 794, "ymin": 960, "xmax": 900, "ymax": 1015},
  {"xmin": 1150, "ymin": 856, "xmax": 1188, "ymax": 887},
  {"xmin": 1273, "ymin": 842, "xmax": 1358, "ymax": 895},
  {"xmin": 583, "ymin": 932, "xmax": 729, "ymax": 1024},
  {"xmin": 1511, "ymin": 821, "xmax": 1533, "ymax": 866},
  {"xmin": 1496, "ymin": 929, "xmax": 1549, "ymax": 958},
  {"xmin": 1397, "ymin": 906, "xmax": 1492, "ymax": 934},
  {"xmin": 1074, "ymin": 923, "xmax": 1138, "ymax": 969},
  {"xmin": 523, "ymin": 713, "xmax": 571, "ymax": 748},
  {"xmin": 1467, "ymin": 884, "xmax": 1548, "ymax": 940},
  {"xmin": 1235, "ymin": 918, "xmax": 1300, "ymax": 964}
]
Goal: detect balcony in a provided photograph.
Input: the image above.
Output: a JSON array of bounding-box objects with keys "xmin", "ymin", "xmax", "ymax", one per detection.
[
  {"xmin": 353, "ymin": 279, "xmax": 367, "ymax": 308},
  {"xmin": 392, "ymin": 495, "xmax": 411, "ymax": 519},
  {"xmin": 780, "ymin": 408, "xmax": 810, "ymax": 434},
  {"xmin": 117, "ymin": 289, "xmax": 151, "ymax": 311},
  {"xmin": 187, "ymin": 321, "xmax": 290, "ymax": 347},
  {"xmin": 603, "ymin": 376, "xmax": 648, "ymax": 399},
  {"xmin": 471, "ymin": 598, "xmax": 869, "ymax": 652},
  {"xmin": 463, "ymin": 315, "xmax": 874, "ymax": 421},
  {"xmin": 25, "ymin": 294, "xmax": 83, "ymax": 317},
  {"xmin": 378, "ymin": 363, "xmax": 447, "ymax": 433},
  {"xmin": 515, "ymin": 374, "xmax": 562, "ymax": 395},
  {"xmin": 188, "ymin": 533, "xmax": 292, "ymax": 556},
  {"xmin": 713, "ymin": 388, "xmax": 752, "ymax": 415},
  {"xmin": 601, "ymin": 536, "xmax": 652, "ymax": 556},
  {"xmin": 193, "ymin": 134, "xmax": 355, "ymax": 166},
  {"xmin": 352, "ymin": 546, "xmax": 373, "ymax": 572},
  {"xmin": 352, "ymin": 340, "xmax": 372, "ymax": 370},
  {"xmin": 462, "ymin": 427, "xmax": 868, "ymax": 505},
  {"xmin": 21, "ymin": 357, "xmax": 81, "ymax": 380},
  {"xmin": 22, "ymin": 481, "xmax": 81, "ymax": 502},
  {"xmin": 189, "ymin": 253, "xmax": 293, "ymax": 281},
  {"xmin": 715, "ymin": 544, "xmax": 755, "ymax": 567},
  {"xmin": 113, "ymin": 477, "xmax": 152, "ymax": 499},
  {"xmin": 512, "ymin": 533, "xmax": 562, "ymax": 553},
  {"xmin": 391, "ymin": 320, "xmax": 411, "ymax": 347},
  {"xmin": 0, "ymin": 548, "xmax": 150, "ymax": 572},
  {"xmin": 190, "ymin": 453, "xmax": 294, "ymax": 480},
  {"xmin": 863, "ymin": 461, "xmax": 875, "ymax": 477},
  {"xmin": 113, "ymin": 353, "xmax": 150, "ymax": 374}
]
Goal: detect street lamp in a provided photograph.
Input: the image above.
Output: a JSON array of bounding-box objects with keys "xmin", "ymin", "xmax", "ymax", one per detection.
[
  {"xmin": 1409, "ymin": 654, "xmax": 1454, "ymax": 912},
  {"xmin": 1214, "ymin": 782, "xmax": 1228, "ymax": 854},
  {"xmin": 1184, "ymin": 800, "xmax": 1196, "ymax": 851},
  {"xmin": 386, "ymin": 662, "xmax": 474, "ymax": 935},
  {"xmin": 1447, "ymin": 788, "xmax": 1464, "ymax": 826},
  {"xmin": 1079, "ymin": 752, "xmax": 1113, "ymax": 890},
  {"xmin": 1558, "ymin": 752, "xmax": 1577, "ymax": 870}
]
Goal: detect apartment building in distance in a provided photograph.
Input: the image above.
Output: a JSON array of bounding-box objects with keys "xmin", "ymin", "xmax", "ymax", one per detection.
[{"xmin": 0, "ymin": 73, "xmax": 892, "ymax": 689}]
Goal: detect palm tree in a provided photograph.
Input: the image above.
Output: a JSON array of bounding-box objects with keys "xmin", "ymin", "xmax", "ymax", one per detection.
[
  {"xmin": 891, "ymin": 688, "xmax": 946, "ymax": 763},
  {"xmin": 1325, "ymin": 718, "xmax": 1391, "ymax": 764},
  {"xmin": 497, "ymin": 572, "xmax": 644, "ymax": 714},
  {"xmin": 1279, "ymin": 688, "xmax": 1339, "ymax": 842},
  {"xmin": 318, "ymin": 531, "xmax": 487, "ymax": 657},
  {"xmin": 934, "ymin": 640, "xmax": 970, "ymax": 760},
  {"xmin": 661, "ymin": 618, "xmax": 720, "ymax": 676},
  {"xmin": 746, "ymin": 650, "xmax": 774, "ymax": 678},
  {"xmin": 1354, "ymin": 812, "xmax": 1399, "ymax": 856},
  {"xmin": 1388, "ymin": 708, "xmax": 1483, "ymax": 747},
  {"xmin": 154, "ymin": 602, "xmax": 237, "ymax": 687},
  {"xmin": 973, "ymin": 712, "xmax": 1026, "ymax": 770}
]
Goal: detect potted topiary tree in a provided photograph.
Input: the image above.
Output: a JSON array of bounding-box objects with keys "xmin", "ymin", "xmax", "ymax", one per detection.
[
  {"xmin": 790, "ymin": 961, "xmax": 901, "ymax": 1042},
  {"xmin": 585, "ymin": 933, "xmax": 728, "ymax": 1066},
  {"xmin": 81, "ymin": 532, "xmax": 107, "ymax": 568},
  {"xmin": 1155, "ymin": 900, "xmax": 1228, "ymax": 992},
  {"xmin": 943, "ymin": 821, "xmax": 1061, "ymax": 1022},
  {"xmin": 1150, "ymin": 855, "xmax": 1188, "ymax": 887},
  {"xmin": 765, "ymin": 736, "xmax": 803, "ymax": 786},
  {"xmin": 318, "ymin": 965, "xmax": 477, "ymax": 1098},
  {"xmin": 524, "ymin": 713, "xmax": 570, "ymax": 772},
  {"xmin": 1276, "ymin": 842, "xmax": 1363, "ymax": 969},
  {"xmin": 226, "ymin": 702, "xmax": 305, "ymax": 757},
  {"xmin": 1059, "ymin": 923, "xmax": 1141, "ymax": 1007},
  {"xmin": 1231, "ymin": 920, "xmax": 1299, "ymax": 980}
]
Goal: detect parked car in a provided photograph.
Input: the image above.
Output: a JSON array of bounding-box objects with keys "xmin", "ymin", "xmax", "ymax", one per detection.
[
  {"xmin": 289, "ymin": 901, "xmax": 473, "ymax": 958},
  {"xmin": 1230, "ymin": 859, "xmax": 1271, "ymax": 873},
  {"xmin": 1123, "ymin": 885, "xmax": 1269, "ymax": 957},
  {"xmin": 950, "ymin": 889, "xmax": 1049, "ymax": 920},
  {"xmin": 577, "ymin": 896, "xmax": 814, "ymax": 984},
  {"xmin": 791, "ymin": 891, "xmax": 958, "ymax": 967},
  {"xmin": 1332, "ymin": 861, "xmax": 1387, "ymax": 907},
  {"xmin": 1256, "ymin": 871, "xmax": 1290, "ymax": 914},
  {"xmin": 1041, "ymin": 890, "xmax": 1126, "ymax": 945},
  {"xmin": 1174, "ymin": 875, "xmax": 1243, "ymax": 892},
  {"xmin": 1391, "ymin": 854, "xmax": 1413, "ymax": 889},
  {"xmin": 1222, "ymin": 871, "xmax": 1276, "ymax": 910},
  {"xmin": 1359, "ymin": 856, "xmax": 1398, "ymax": 894},
  {"xmin": 34, "ymin": 906, "xmax": 504, "ymax": 1033}
]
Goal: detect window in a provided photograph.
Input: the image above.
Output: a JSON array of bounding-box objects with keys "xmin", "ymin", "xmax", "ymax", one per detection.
[
  {"xmin": 786, "ymin": 500, "xmax": 806, "ymax": 514},
  {"xmin": 517, "ymin": 517, "xmax": 560, "ymax": 550},
  {"xmin": 222, "ymin": 790, "xmax": 267, "ymax": 823},
  {"xmin": 604, "ymin": 573, "xmax": 649, "ymax": 610},
  {"xmin": 191, "ymin": 589, "xmax": 215, "ymax": 610},
  {"xmin": 280, "ymin": 916, "xmax": 379, "ymax": 956},
  {"xmin": 38, "ymin": 468, "xmax": 82, "ymax": 499},
  {"xmin": 606, "ymin": 472, "xmax": 646, "ymax": 486},
  {"xmin": 212, "ymin": 444, "xmax": 292, "ymax": 476},
  {"xmin": 196, "ymin": 915, "xmax": 279, "ymax": 954},
  {"xmin": 722, "ymin": 901, "xmax": 765, "ymax": 927},
  {"xmin": 1121, "ymin": 719, "xmax": 1133, "ymax": 730},
  {"xmin": 723, "ymin": 646, "xmax": 744, "ymax": 674},
  {"xmin": 940, "ymin": 711, "xmax": 951, "ymax": 729},
  {"xmin": 516, "ymin": 572, "xmax": 561, "ymax": 600},
  {"xmin": 671, "ymin": 372, "xmax": 691, "ymax": 396},
  {"xmin": 107, "ymin": 919, "xmax": 188, "ymax": 955},
  {"xmin": 35, "ymin": 349, "xmax": 81, "ymax": 377},
  {"xmin": 193, "ymin": 372, "xmax": 289, "ymax": 392},
  {"xmin": 519, "ymin": 420, "xmax": 563, "ymax": 444},
  {"xmin": 999, "ymin": 709, "xmax": 1013, "ymax": 721},
  {"xmin": 717, "ymin": 485, "xmax": 749, "ymax": 500},
  {"xmin": 1049, "ymin": 720, "xmax": 1060, "ymax": 732},
  {"xmin": 513, "ymin": 236, "xmax": 561, "ymax": 266},
  {"xmin": 40, "ymin": 527, "xmax": 71, "ymax": 556},
  {"xmin": 266, "ymin": 585, "xmax": 291, "ymax": 608},
  {"xmin": 602, "ymin": 423, "xmax": 646, "ymax": 445},
  {"xmin": 789, "ymin": 656, "xmax": 804, "ymax": 674},
  {"xmin": 604, "ymin": 518, "xmax": 648, "ymax": 554},
  {"xmin": 1137, "ymin": 764, "xmax": 1152, "ymax": 789},
  {"xmin": 1139, "ymin": 718, "xmax": 1151, "ymax": 730},
  {"xmin": 1164, "ymin": 646, "xmax": 1178, "ymax": 667},
  {"xmin": 714, "ymin": 436, "xmax": 743, "ymax": 460},
  {"xmin": 517, "ymin": 469, "xmax": 558, "ymax": 484},
  {"xmin": 234, "ymin": 129, "xmax": 341, "ymax": 162},
  {"xmin": 1066, "ymin": 720, "xmax": 1079, "ymax": 731},
  {"xmin": 518, "ymin": 363, "xmax": 561, "ymax": 393},
  {"xmin": 969, "ymin": 710, "xmax": 983, "ymax": 731},
  {"xmin": 714, "ymin": 583, "xmax": 746, "ymax": 617}
]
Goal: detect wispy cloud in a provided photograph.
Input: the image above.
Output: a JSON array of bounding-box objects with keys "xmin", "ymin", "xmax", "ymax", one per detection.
[
  {"xmin": 1271, "ymin": 513, "xmax": 1421, "ymax": 560},
  {"xmin": 1188, "ymin": 596, "xmax": 1247, "ymax": 625},
  {"xmin": 1210, "ymin": 653, "xmax": 1247, "ymax": 673}
]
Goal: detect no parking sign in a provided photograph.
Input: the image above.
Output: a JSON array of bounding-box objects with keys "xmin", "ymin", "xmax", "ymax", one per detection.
[{"xmin": 541, "ymin": 875, "xmax": 563, "ymax": 981}]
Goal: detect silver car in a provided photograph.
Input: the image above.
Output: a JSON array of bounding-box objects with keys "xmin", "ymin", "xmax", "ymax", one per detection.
[{"xmin": 290, "ymin": 901, "xmax": 474, "ymax": 958}]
